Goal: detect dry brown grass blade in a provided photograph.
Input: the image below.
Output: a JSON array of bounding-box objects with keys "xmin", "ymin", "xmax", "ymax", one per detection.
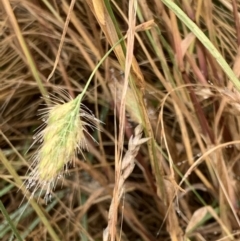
[
  {"xmin": 160, "ymin": 86, "xmax": 216, "ymax": 191},
  {"xmin": 40, "ymin": 0, "xmax": 108, "ymax": 95},
  {"xmin": 2, "ymin": 0, "xmax": 48, "ymax": 100},
  {"xmin": 170, "ymin": 5, "xmax": 183, "ymax": 71},
  {"xmin": 180, "ymin": 33, "xmax": 195, "ymax": 57},
  {"xmin": 233, "ymin": 48, "xmax": 240, "ymax": 78},
  {"xmin": 92, "ymin": 0, "xmax": 105, "ymax": 25},
  {"xmin": 85, "ymin": 0, "xmax": 125, "ymax": 65},
  {"xmin": 185, "ymin": 205, "xmax": 235, "ymax": 240},
  {"xmin": 209, "ymin": 144, "xmax": 240, "ymax": 234},
  {"xmin": 46, "ymin": 0, "xmax": 76, "ymax": 82},
  {"xmin": 163, "ymin": 177, "xmax": 184, "ymax": 241},
  {"xmin": 206, "ymin": 206, "xmax": 235, "ymax": 240},
  {"xmin": 185, "ymin": 53, "xmax": 208, "ymax": 84},
  {"xmin": 185, "ymin": 206, "xmax": 208, "ymax": 235},
  {"xmin": 118, "ymin": 0, "xmax": 137, "ymax": 171},
  {"xmin": 62, "ymin": 0, "xmax": 101, "ymax": 60},
  {"xmin": 122, "ymin": 202, "xmax": 157, "ymax": 241},
  {"xmin": 203, "ymin": 138, "xmax": 238, "ymax": 239},
  {"xmin": 232, "ymin": 0, "xmax": 240, "ymax": 46}
]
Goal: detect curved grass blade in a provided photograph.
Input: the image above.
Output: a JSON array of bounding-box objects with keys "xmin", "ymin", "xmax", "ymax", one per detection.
[{"xmin": 0, "ymin": 201, "xmax": 23, "ymax": 241}]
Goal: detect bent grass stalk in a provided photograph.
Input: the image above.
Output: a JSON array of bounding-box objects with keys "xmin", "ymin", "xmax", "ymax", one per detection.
[{"xmin": 25, "ymin": 37, "xmax": 125, "ymax": 201}]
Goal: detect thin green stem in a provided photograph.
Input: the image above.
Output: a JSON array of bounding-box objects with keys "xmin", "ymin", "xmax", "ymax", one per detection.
[
  {"xmin": 0, "ymin": 201, "xmax": 23, "ymax": 241},
  {"xmin": 76, "ymin": 36, "xmax": 126, "ymax": 104}
]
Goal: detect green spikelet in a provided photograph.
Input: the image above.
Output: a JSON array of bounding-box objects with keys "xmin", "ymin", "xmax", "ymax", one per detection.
[{"xmin": 26, "ymin": 92, "xmax": 100, "ymax": 201}]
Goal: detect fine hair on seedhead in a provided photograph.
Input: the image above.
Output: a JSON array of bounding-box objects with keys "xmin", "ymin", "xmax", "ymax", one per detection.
[{"xmin": 23, "ymin": 88, "xmax": 101, "ymax": 203}]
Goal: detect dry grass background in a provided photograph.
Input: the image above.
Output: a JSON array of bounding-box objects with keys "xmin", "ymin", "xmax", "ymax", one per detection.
[{"xmin": 1, "ymin": 0, "xmax": 240, "ymax": 240}]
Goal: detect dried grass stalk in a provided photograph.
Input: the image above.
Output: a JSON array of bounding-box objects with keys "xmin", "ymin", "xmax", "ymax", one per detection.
[{"xmin": 103, "ymin": 124, "xmax": 150, "ymax": 241}]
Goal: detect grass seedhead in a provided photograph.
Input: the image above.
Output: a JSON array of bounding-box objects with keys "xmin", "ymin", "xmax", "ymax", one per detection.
[{"xmin": 26, "ymin": 91, "xmax": 101, "ymax": 201}]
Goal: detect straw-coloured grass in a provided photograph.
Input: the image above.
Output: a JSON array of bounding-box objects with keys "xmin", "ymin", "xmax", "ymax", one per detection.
[
  {"xmin": 2, "ymin": 0, "xmax": 240, "ymax": 240},
  {"xmin": 104, "ymin": 124, "xmax": 150, "ymax": 241}
]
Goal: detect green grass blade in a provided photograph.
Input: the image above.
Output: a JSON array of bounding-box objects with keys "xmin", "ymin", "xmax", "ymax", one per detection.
[
  {"xmin": 0, "ymin": 202, "xmax": 31, "ymax": 238},
  {"xmin": 0, "ymin": 201, "xmax": 23, "ymax": 241},
  {"xmin": 0, "ymin": 149, "xmax": 61, "ymax": 241},
  {"xmin": 2, "ymin": 0, "xmax": 48, "ymax": 101},
  {"xmin": 0, "ymin": 183, "xmax": 14, "ymax": 197},
  {"xmin": 21, "ymin": 191, "xmax": 65, "ymax": 239}
]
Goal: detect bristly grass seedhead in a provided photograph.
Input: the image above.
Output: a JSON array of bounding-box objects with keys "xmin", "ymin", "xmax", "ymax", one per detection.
[
  {"xmin": 24, "ymin": 37, "xmax": 124, "ymax": 203},
  {"xmin": 26, "ymin": 90, "xmax": 101, "ymax": 202}
]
